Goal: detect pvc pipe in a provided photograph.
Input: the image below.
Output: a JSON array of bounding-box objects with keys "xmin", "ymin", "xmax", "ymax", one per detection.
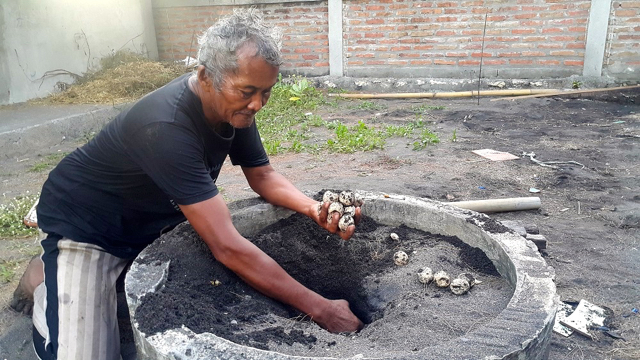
[
  {"xmin": 330, "ymin": 89, "xmax": 559, "ymax": 99},
  {"xmin": 450, "ymin": 197, "xmax": 541, "ymax": 213}
]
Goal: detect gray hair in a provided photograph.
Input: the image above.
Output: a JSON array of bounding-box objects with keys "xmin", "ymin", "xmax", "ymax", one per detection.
[{"xmin": 197, "ymin": 8, "xmax": 283, "ymax": 89}]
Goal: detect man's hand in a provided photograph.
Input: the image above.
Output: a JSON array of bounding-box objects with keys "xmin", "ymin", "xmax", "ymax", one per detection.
[
  {"xmin": 311, "ymin": 201, "xmax": 362, "ymax": 240},
  {"xmin": 312, "ymin": 299, "xmax": 364, "ymax": 333}
]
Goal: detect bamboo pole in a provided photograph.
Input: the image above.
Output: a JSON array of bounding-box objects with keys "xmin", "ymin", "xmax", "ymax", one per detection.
[
  {"xmin": 329, "ymin": 89, "xmax": 559, "ymax": 99},
  {"xmin": 449, "ymin": 197, "xmax": 541, "ymax": 213},
  {"xmin": 490, "ymin": 84, "xmax": 640, "ymax": 101}
]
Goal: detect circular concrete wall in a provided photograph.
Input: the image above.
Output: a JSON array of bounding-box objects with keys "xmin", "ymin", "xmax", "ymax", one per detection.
[{"xmin": 126, "ymin": 192, "xmax": 557, "ymax": 360}]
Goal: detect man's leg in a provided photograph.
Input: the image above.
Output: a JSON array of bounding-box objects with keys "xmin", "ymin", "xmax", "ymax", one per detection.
[
  {"xmin": 10, "ymin": 255, "xmax": 44, "ymax": 315},
  {"xmin": 33, "ymin": 237, "xmax": 129, "ymax": 360}
]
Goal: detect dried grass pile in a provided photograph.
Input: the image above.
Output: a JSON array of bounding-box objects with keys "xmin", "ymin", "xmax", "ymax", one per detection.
[{"xmin": 35, "ymin": 51, "xmax": 190, "ymax": 105}]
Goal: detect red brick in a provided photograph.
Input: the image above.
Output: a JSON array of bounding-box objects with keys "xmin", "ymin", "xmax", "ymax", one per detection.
[
  {"xmin": 542, "ymin": 27, "xmax": 564, "ymax": 34},
  {"xmin": 445, "ymin": 52, "xmax": 468, "ymax": 57},
  {"xmin": 509, "ymin": 59, "xmax": 533, "ymax": 65},
  {"xmin": 616, "ymin": 10, "xmax": 637, "ymax": 17},
  {"xmin": 366, "ymin": 5, "xmax": 385, "ymax": 11},
  {"xmin": 564, "ymin": 60, "xmax": 584, "ymax": 66},
  {"xmin": 515, "ymin": 13, "xmax": 538, "ymax": 19},
  {"xmin": 391, "ymin": 46, "xmax": 412, "ymax": 51},
  {"xmin": 522, "ymin": 51, "xmax": 546, "ymax": 56},
  {"xmin": 568, "ymin": 26, "xmax": 587, "ymax": 33},
  {"xmin": 434, "ymin": 59, "xmax": 456, "ymax": 65},
  {"xmin": 537, "ymin": 59, "xmax": 561, "ymax": 65},
  {"xmin": 436, "ymin": 30, "xmax": 457, "ymax": 36},
  {"xmin": 366, "ymin": 18, "xmax": 385, "ymax": 25},
  {"xmin": 483, "ymin": 59, "xmax": 507, "ymax": 65},
  {"xmin": 471, "ymin": 52, "xmax": 493, "ymax": 57},
  {"xmin": 365, "ymin": 32, "xmax": 385, "ymax": 38},
  {"xmin": 410, "ymin": 59, "xmax": 434, "ymax": 65},
  {"xmin": 550, "ymin": 50, "xmax": 577, "ymax": 56},
  {"xmin": 294, "ymin": 48, "xmax": 311, "ymax": 54},
  {"xmin": 566, "ymin": 43, "xmax": 586, "ymax": 49},
  {"xmin": 498, "ymin": 52, "xmax": 521, "ymax": 57},
  {"xmin": 302, "ymin": 54, "xmax": 319, "ymax": 60},
  {"xmin": 436, "ymin": 16, "xmax": 458, "ymax": 22},
  {"xmin": 537, "ymin": 43, "xmax": 563, "ymax": 49},
  {"xmin": 399, "ymin": 53, "xmax": 421, "ymax": 58},
  {"xmin": 437, "ymin": 2, "xmax": 458, "ymax": 7},
  {"xmin": 512, "ymin": 28, "xmax": 537, "ymax": 34},
  {"xmin": 366, "ymin": 60, "xmax": 386, "ymax": 65},
  {"xmin": 459, "ymin": 59, "xmax": 481, "ymax": 65},
  {"xmin": 388, "ymin": 60, "xmax": 409, "ymax": 65}
]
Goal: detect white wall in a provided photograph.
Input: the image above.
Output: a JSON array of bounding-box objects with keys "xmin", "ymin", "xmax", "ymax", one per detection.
[{"xmin": 0, "ymin": 0, "xmax": 158, "ymax": 105}]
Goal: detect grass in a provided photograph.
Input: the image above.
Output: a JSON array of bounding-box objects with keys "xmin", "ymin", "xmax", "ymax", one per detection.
[
  {"xmin": 29, "ymin": 152, "xmax": 69, "ymax": 172},
  {"xmin": 0, "ymin": 260, "xmax": 19, "ymax": 283},
  {"xmin": 0, "ymin": 195, "xmax": 39, "ymax": 239},
  {"xmin": 257, "ymin": 78, "xmax": 440, "ymax": 155}
]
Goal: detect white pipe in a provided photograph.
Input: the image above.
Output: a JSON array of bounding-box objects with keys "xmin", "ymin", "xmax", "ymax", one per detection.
[{"xmin": 450, "ymin": 197, "xmax": 541, "ymax": 213}]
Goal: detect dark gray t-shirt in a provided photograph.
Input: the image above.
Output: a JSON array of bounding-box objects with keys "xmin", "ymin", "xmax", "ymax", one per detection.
[{"xmin": 37, "ymin": 73, "xmax": 269, "ymax": 258}]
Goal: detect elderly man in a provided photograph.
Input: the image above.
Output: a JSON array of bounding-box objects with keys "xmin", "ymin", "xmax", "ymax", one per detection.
[{"xmin": 11, "ymin": 9, "xmax": 363, "ymax": 360}]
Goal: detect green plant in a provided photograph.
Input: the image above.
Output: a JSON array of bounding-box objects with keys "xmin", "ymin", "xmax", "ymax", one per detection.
[
  {"xmin": 0, "ymin": 260, "xmax": 18, "ymax": 283},
  {"xmin": 351, "ymin": 100, "xmax": 386, "ymax": 111},
  {"xmin": 450, "ymin": 129, "xmax": 458, "ymax": 142},
  {"xmin": 29, "ymin": 152, "xmax": 69, "ymax": 172},
  {"xmin": 0, "ymin": 194, "xmax": 40, "ymax": 238},
  {"xmin": 326, "ymin": 120, "xmax": 385, "ymax": 153},
  {"xmin": 572, "ymin": 80, "xmax": 582, "ymax": 89},
  {"xmin": 413, "ymin": 128, "xmax": 440, "ymax": 150},
  {"xmin": 413, "ymin": 104, "xmax": 446, "ymax": 113}
]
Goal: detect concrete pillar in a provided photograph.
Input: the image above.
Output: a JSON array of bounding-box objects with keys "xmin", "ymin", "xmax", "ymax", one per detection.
[
  {"xmin": 140, "ymin": 0, "xmax": 159, "ymax": 60},
  {"xmin": 328, "ymin": 0, "xmax": 343, "ymax": 77},
  {"xmin": 583, "ymin": 0, "xmax": 613, "ymax": 77}
]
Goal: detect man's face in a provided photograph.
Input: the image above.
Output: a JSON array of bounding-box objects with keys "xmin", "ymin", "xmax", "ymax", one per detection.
[{"xmin": 205, "ymin": 45, "xmax": 279, "ymax": 129}]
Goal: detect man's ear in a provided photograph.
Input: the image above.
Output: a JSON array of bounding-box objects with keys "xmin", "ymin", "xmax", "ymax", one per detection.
[{"xmin": 197, "ymin": 66, "xmax": 214, "ymax": 92}]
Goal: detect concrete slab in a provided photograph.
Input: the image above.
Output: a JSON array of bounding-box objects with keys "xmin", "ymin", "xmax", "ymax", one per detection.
[{"xmin": 0, "ymin": 103, "xmax": 127, "ymax": 160}]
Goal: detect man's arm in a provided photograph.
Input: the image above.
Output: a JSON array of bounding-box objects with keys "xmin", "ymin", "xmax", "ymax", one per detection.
[
  {"xmin": 242, "ymin": 164, "xmax": 361, "ymax": 240},
  {"xmin": 179, "ymin": 195, "xmax": 363, "ymax": 333}
]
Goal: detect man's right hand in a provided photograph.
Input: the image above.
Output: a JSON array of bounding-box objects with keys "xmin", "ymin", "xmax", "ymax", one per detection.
[{"xmin": 312, "ymin": 299, "xmax": 364, "ymax": 333}]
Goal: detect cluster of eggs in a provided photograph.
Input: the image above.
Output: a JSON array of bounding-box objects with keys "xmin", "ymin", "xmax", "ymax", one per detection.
[
  {"xmin": 417, "ymin": 268, "xmax": 478, "ymax": 295},
  {"xmin": 322, "ymin": 190, "xmax": 363, "ymax": 232},
  {"xmin": 390, "ymin": 233, "xmax": 478, "ymax": 296}
]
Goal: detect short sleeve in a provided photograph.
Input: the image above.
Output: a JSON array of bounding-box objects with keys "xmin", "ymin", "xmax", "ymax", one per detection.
[
  {"xmin": 124, "ymin": 122, "xmax": 218, "ymax": 205},
  {"xmin": 229, "ymin": 122, "xmax": 270, "ymax": 167}
]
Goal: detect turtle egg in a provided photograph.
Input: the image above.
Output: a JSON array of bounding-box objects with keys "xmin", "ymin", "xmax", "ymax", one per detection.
[
  {"xmin": 417, "ymin": 267, "xmax": 434, "ymax": 284},
  {"xmin": 434, "ymin": 271, "xmax": 451, "ymax": 288},
  {"xmin": 354, "ymin": 192, "xmax": 364, "ymax": 207},
  {"xmin": 343, "ymin": 206, "xmax": 356, "ymax": 217},
  {"xmin": 390, "ymin": 232, "xmax": 399, "ymax": 241},
  {"xmin": 450, "ymin": 278, "xmax": 470, "ymax": 295},
  {"xmin": 327, "ymin": 202, "xmax": 344, "ymax": 224},
  {"xmin": 338, "ymin": 215, "xmax": 354, "ymax": 232},
  {"xmin": 458, "ymin": 273, "xmax": 477, "ymax": 288},
  {"xmin": 323, "ymin": 190, "xmax": 338, "ymax": 203},
  {"xmin": 393, "ymin": 251, "xmax": 409, "ymax": 266},
  {"xmin": 339, "ymin": 191, "xmax": 355, "ymax": 206}
]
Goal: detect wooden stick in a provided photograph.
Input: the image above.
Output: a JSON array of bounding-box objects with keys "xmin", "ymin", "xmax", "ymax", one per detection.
[
  {"xmin": 449, "ymin": 197, "xmax": 541, "ymax": 213},
  {"xmin": 490, "ymin": 84, "xmax": 640, "ymax": 101},
  {"xmin": 330, "ymin": 89, "xmax": 559, "ymax": 99}
]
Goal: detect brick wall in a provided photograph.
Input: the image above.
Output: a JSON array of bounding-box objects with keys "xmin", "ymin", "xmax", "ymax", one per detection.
[
  {"xmin": 152, "ymin": 0, "xmax": 638, "ymax": 81},
  {"xmin": 153, "ymin": 2, "xmax": 330, "ymax": 76},
  {"xmin": 344, "ymin": 0, "xmax": 590, "ymax": 78},
  {"xmin": 604, "ymin": 1, "xmax": 640, "ymax": 80}
]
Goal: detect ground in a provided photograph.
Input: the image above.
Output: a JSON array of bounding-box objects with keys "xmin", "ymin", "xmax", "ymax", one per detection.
[{"xmin": 1, "ymin": 88, "xmax": 639, "ymax": 359}]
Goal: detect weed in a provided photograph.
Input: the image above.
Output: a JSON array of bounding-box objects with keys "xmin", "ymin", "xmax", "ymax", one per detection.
[
  {"xmin": 450, "ymin": 129, "xmax": 458, "ymax": 142},
  {"xmin": 0, "ymin": 260, "xmax": 19, "ymax": 283},
  {"xmin": 0, "ymin": 194, "xmax": 40, "ymax": 238},
  {"xmin": 327, "ymin": 120, "xmax": 385, "ymax": 153},
  {"xmin": 413, "ymin": 104, "xmax": 446, "ymax": 113},
  {"xmin": 572, "ymin": 80, "xmax": 582, "ymax": 89},
  {"xmin": 29, "ymin": 152, "xmax": 69, "ymax": 172},
  {"xmin": 351, "ymin": 100, "xmax": 386, "ymax": 111},
  {"xmin": 413, "ymin": 128, "xmax": 440, "ymax": 150}
]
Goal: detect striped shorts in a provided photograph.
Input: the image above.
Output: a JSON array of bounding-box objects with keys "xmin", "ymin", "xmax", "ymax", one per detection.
[{"xmin": 33, "ymin": 236, "xmax": 130, "ymax": 360}]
